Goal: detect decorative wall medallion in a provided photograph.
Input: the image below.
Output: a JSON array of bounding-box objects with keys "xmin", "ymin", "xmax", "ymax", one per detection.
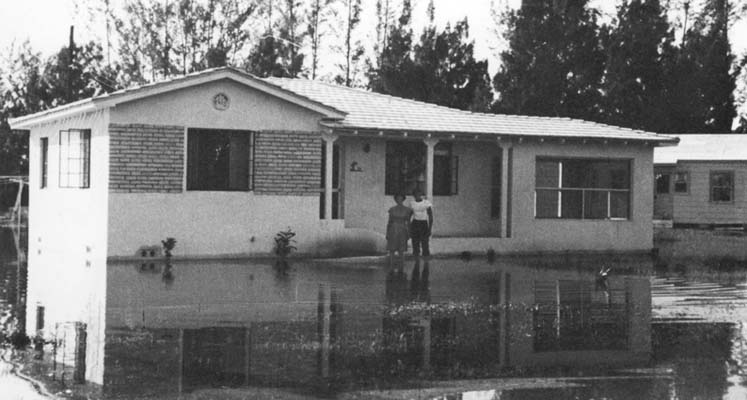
[{"xmin": 213, "ymin": 93, "xmax": 230, "ymax": 111}]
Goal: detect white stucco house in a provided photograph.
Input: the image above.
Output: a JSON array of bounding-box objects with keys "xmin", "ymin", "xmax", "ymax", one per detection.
[{"xmin": 10, "ymin": 67, "xmax": 675, "ymax": 383}]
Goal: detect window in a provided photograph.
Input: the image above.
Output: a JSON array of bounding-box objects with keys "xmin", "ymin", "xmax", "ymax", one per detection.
[
  {"xmin": 385, "ymin": 141, "xmax": 458, "ymax": 196},
  {"xmin": 432, "ymin": 142, "xmax": 458, "ymax": 196},
  {"xmin": 710, "ymin": 171, "xmax": 734, "ymax": 202},
  {"xmin": 40, "ymin": 137, "xmax": 48, "ymax": 188},
  {"xmin": 655, "ymin": 173, "xmax": 670, "ymax": 194},
  {"xmin": 535, "ymin": 158, "xmax": 631, "ymax": 220},
  {"xmin": 59, "ymin": 129, "xmax": 90, "ymax": 188},
  {"xmin": 385, "ymin": 141, "xmax": 425, "ymax": 195},
  {"xmin": 673, "ymin": 171, "xmax": 689, "ymax": 193},
  {"xmin": 187, "ymin": 129, "xmax": 254, "ymax": 191},
  {"xmin": 319, "ymin": 142, "xmax": 342, "ymax": 219},
  {"xmin": 490, "ymin": 155, "xmax": 502, "ymax": 219}
]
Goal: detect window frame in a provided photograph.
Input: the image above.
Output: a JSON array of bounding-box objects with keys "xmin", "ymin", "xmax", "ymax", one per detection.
[
  {"xmin": 58, "ymin": 129, "xmax": 91, "ymax": 189},
  {"xmin": 673, "ymin": 171, "xmax": 689, "ymax": 194},
  {"xmin": 384, "ymin": 140, "xmax": 459, "ymax": 197},
  {"xmin": 534, "ymin": 157, "xmax": 632, "ymax": 221},
  {"xmin": 384, "ymin": 141, "xmax": 425, "ymax": 196},
  {"xmin": 490, "ymin": 155, "xmax": 502, "ymax": 219},
  {"xmin": 40, "ymin": 137, "xmax": 49, "ymax": 189},
  {"xmin": 186, "ymin": 128, "xmax": 255, "ymax": 192},
  {"xmin": 709, "ymin": 170, "xmax": 734, "ymax": 203},
  {"xmin": 432, "ymin": 142, "xmax": 458, "ymax": 196},
  {"xmin": 655, "ymin": 172, "xmax": 670, "ymax": 194}
]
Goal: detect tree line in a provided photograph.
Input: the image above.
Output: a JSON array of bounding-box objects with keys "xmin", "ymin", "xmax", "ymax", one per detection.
[{"xmin": 1, "ymin": 0, "xmax": 746, "ymax": 176}]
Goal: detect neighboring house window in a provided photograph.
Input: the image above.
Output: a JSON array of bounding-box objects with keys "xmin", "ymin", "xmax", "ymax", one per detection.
[
  {"xmin": 655, "ymin": 173, "xmax": 670, "ymax": 194},
  {"xmin": 385, "ymin": 141, "xmax": 425, "ymax": 195},
  {"xmin": 432, "ymin": 142, "xmax": 458, "ymax": 196},
  {"xmin": 59, "ymin": 129, "xmax": 91, "ymax": 188},
  {"xmin": 535, "ymin": 158, "xmax": 631, "ymax": 220},
  {"xmin": 673, "ymin": 171, "xmax": 689, "ymax": 193},
  {"xmin": 710, "ymin": 171, "xmax": 734, "ymax": 202},
  {"xmin": 385, "ymin": 141, "xmax": 458, "ymax": 196},
  {"xmin": 187, "ymin": 129, "xmax": 254, "ymax": 191},
  {"xmin": 40, "ymin": 137, "xmax": 48, "ymax": 188}
]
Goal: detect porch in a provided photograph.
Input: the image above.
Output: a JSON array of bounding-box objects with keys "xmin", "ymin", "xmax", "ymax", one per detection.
[{"xmin": 318, "ymin": 129, "xmax": 514, "ymax": 240}]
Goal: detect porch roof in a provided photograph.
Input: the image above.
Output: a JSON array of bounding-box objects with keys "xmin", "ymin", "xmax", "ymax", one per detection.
[
  {"xmin": 654, "ymin": 134, "xmax": 747, "ymax": 164},
  {"xmin": 265, "ymin": 77, "xmax": 677, "ymax": 145}
]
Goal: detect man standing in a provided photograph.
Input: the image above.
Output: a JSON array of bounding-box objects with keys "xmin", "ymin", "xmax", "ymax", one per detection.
[{"xmin": 409, "ymin": 190, "xmax": 433, "ymax": 258}]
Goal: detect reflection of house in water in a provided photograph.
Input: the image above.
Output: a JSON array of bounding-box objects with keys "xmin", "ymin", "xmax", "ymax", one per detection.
[{"xmin": 103, "ymin": 257, "xmax": 652, "ymax": 397}]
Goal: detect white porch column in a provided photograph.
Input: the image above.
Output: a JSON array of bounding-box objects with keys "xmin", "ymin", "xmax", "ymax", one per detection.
[
  {"xmin": 499, "ymin": 144, "xmax": 511, "ymax": 238},
  {"xmin": 322, "ymin": 131, "xmax": 338, "ymax": 221},
  {"xmin": 424, "ymin": 137, "xmax": 439, "ymax": 199}
]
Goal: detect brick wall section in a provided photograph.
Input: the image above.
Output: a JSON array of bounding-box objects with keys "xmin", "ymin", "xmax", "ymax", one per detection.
[
  {"xmin": 254, "ymin": 131, "xmax": 321, "ymax": 196},
  {"xmin": 109, "ymin": 123, "xmax": 184, "ymax": 193}
]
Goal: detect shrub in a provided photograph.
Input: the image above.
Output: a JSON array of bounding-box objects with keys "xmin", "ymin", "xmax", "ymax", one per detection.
[{"xmin": 274, "ymin": 228, "xmax": 297, "ymax": 258}]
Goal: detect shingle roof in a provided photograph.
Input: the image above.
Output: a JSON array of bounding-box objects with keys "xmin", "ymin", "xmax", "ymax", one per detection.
[
  {"xmin": 10, "ymin": 66, "xmax": 675, "ymax": 144},
  {"xmin": 9, "ymin": 67, "xmax": 345, "ymax": 128},
  {"xmin": 654, "ymin": 134, "xmax": 747, "ymax": 164},
  {"xmin": 264, "ymin": 77, "xmax": 674, "ymax": 143}
]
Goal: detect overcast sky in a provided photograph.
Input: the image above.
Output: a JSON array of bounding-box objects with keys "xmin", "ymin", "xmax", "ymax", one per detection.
[{"xmin": 0, "ymin": 0, "xmax": 745, "ymax": 76}]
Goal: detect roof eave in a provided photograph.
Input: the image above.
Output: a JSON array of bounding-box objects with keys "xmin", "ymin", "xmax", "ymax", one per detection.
[
  {"xmin": 321, "ymin": 123, "xmax": 678, "ymax": 144},
  {"xmin": 9, "ymin": 99, "xmax": 100, "ymax": 129}
]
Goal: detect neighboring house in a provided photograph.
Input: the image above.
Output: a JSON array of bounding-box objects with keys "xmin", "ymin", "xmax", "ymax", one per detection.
[
  {"xmin": 654, "ymin": 134, "xmax": 747, "ymax": 228},
  {"xmin": 9, "ymin": 67, "xmax": 673, "ymax": 383}
]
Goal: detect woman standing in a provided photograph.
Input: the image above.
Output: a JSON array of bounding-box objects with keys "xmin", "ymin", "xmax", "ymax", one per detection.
[{"xmin": 386, "ymin": 193, "xmax": 412, "ymax": 268}]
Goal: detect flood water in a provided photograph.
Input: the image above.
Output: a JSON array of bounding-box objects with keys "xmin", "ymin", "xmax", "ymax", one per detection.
[{"xmin": 3, "ymin": 226, "xmax": 747, "ymax": 399}]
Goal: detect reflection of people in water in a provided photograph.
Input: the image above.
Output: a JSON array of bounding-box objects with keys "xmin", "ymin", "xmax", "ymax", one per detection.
[
  {"xmin": 386, "ymin": 259, "xmax": 431, "ymax": 306},
  {"xmin": 410, "ymin": 258, "xmax": 430, "ymax": 303},
  {"xmin": 385, "ymin": 267, "xmax": 409, "ymax": 306}
]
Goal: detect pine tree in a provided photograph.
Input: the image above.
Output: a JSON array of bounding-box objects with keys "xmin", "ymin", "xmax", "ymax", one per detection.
[
  {"xmin": 735, "ymin": 55, "xmax": 747, "ymax": 132},
  {"xmin": 42, "ymin": 42, "xmax": 121, "ymax": 107},
  {"xmin": 0, "ymin": 43, "xmax": 44, "ymax": 175},
  {"xmin": 107, "ymin": 0, "xmax": 256, "ymax": 81},
  {"xmin": 0, "ymin": 40, "xmax": 119, "ymax": 175},
  {"xmin": 373, "ymin": 0, "xmax": 399, "ymax": 65},
  {"xmin": 307, "ymin": 0, "xmax": 337, "ymax": 79},
  {"xmin": 332, "ymin": 0, "xmax": 364, "ymax": 86},
  {"xmin": 246, "ymin": 0, "xmax": 305, "ymax": 77},
  {"xmin": 368, "ymin": 0, "xmax": 415, "ymax": 96},
  {"xmin": 666, "ymin": 0, "xmax": 736, "ymax": 132},
  {"xmin": 367, "ymin": 0, "xmax": 492, "ymax": 111},
  {"xmin": 412, "ymin": 15, "xmax": 492, "ymax": 111},
  {"xmin": 602, "ymin": 0, "xmax": 674, "ymax": 131},
  {"xmin": 492, "ymin": 0, "xmax": 605, "ymax": 120}
]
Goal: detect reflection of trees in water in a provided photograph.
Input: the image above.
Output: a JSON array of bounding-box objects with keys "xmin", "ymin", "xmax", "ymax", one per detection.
[{"xmin": 0, "ymin": 226, "xmax": 27, "ymax": 341}]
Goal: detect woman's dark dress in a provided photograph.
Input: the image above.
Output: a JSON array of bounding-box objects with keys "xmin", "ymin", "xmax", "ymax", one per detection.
[{"xmin": 387, "ymin": 205, "xmax": 412, "ymax": 252}]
